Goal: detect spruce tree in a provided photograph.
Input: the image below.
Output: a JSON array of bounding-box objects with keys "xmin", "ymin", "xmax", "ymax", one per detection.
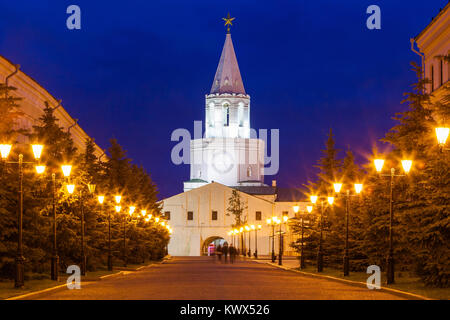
[
  {"xmin": 0, "ymin": 82, "xmax": 24, "ymax": 140},
  {"xmin": 379, "ymin": 62, "xmax": 449, "ymax": 286}
]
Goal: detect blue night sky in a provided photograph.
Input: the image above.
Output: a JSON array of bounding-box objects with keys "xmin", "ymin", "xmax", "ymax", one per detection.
[{"xmin": 0, "ymin": 1, "xmax": 446, "ymax": 198}]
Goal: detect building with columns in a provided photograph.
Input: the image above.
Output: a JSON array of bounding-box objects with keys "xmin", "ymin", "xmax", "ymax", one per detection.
[
  {"xmin": 162, "ymin": 25, "xmax": 307, "ymax": 257},
  {"xmin": 413, "ymin": 2, "xmax": 450, "ymax": 124}
]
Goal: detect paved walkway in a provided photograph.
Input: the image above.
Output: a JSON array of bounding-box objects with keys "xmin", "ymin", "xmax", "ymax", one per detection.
[{"xmin": 28, "ymin": 256, "xmax": 405, "ymax": 300}]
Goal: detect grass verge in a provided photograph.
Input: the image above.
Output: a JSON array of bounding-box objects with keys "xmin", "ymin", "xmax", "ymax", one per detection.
[
  {"xmin": 294, "ymin": 265, "xmax": 449, "ymax": 300},
  {"xmin": 0, "ymin": 260, "xmax": 160, "ymax": 300}
]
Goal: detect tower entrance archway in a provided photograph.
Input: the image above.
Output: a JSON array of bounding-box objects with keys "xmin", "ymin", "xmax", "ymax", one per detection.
[{"xmin": 201, "ymin": 236, "xmax": 228, "ymax": 256}]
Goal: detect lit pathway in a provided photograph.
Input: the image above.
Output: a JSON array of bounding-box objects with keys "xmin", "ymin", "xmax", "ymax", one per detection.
[{"xmin": 31, "ymin": 256, "xmax": 404, "ymax": 300}]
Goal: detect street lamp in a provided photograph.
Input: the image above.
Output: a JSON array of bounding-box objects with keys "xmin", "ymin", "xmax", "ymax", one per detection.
[
  {"xmin": 49, "ymin": 164, "xmax": 73, "ymax": 281},
  {"xmin": 277, "ymin": 215, "xmax": 288, "ymax": 266},
  {"xmin": 66, "ymin": 184, "xmax": 75, "ymax": 194},
  {"xmin": 122, "ymin": 205, "xmax": 135, "ymax": 267},
  {"xmin": 245, "ymin": 225, "xmax": 251, "ymax": 257},
  {"xmin": 61, "ymin": 165, "xmax": 72, "ymax": 177},
  {"xmin": 0, "ymin": 144, "xmax": 12, "ymax": 159},
  {"xmin": 77, "ymin": 183, "xmax": 96, "ymax": 276},
  {"xmin": 239, "ymin": 226, "xmax": 244, "ymax": 256},
  {"xmin": 35, "ymin": 165, "xmax": 46, "ymax": 174},
  {"xmin": 98, "ymin": 195, "xmax": 113, "ymax": 271},
  {"xmin": 293, "ymin": 205, "xmax": 307, "ymax": 269},
  {"xmin": 374, "ymin": 157, "xmax": 413, "ymax": 284},
  {"xmin": 435, "ymin": 127, "xmax": 449, "ymax": 150},
  {"xmin": 333, "ymin": 182, "xmax": 364, "ymax": 276},
  {"xmin": 267, "ymin": 218, "xmax": 276, "ymax": 262},
  {"xmin": 0, "ymin": 143, "xmax": 45, "ymax": 287},
  {"xmin": 310, "ymin": 194, "xmax": 334, "ymax": 272},
  {"xmin": 251, "ymin": 224, "xmax": 261, "ymax": 259}
]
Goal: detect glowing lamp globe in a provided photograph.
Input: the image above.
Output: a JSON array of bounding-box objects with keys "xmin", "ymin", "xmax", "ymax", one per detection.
[
  {"xmin": 327, "ymin": 196, "xmax": 334, "ymax": 205},
  {"xmin": 61, "ymin": 165, "xmax": 72, "ymax": 177},
  {"xmin": 354, "ymin": 184, "xmax": 363, "ymax": 194},
  {"xmin": 66, "ymin": 184, "xmax": 75, "ymax": 194},
  {"xmin": 31, "ymin": 144, "xmax": 44, "ymax": 160},
  {"xmin": 0, "ymin": 144, "xmax": 12, "ymax": 159},
  {"xmin": 333, "ymin": 183, "xmax": 342, "ymax": 193},
  {"xmin": 35, "ymin": 165, "xmax": 46, "ymax": 174},
  {"xmin": 374, "ymin": 159, "xmax": 385, "ymax": 173},
  {"xmin": 436, "ymin": 127, "xmax": 449, "ymax": 145},
  {"xmin": 401, "ymin": 160, "xmax": 412, "ymax": 174}
]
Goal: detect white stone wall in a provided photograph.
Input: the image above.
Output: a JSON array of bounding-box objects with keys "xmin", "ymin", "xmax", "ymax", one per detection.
[{"xmin": 163, "ymin": 182, "xmax": 308, "ymax": 257}]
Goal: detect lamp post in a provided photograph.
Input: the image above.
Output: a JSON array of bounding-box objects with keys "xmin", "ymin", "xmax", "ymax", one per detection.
[
  {"xmin": 277, "ymin": 217, "xmax": 282, "ymax": 265},
  {"xmin": 231, "ymin": 230, "xmax": 235, "ymax": 247},
  {"xmin": 0, "ymin": 143, "xmax": 44, "ymax": 287},
  {"xmin": 122, "ymin": 205, "xmax": 135, "ymax": 266},
  {"xmin": 245, "ymin": 225, "xmax": 251, "ymax": 257},
  {"xmin": 293, "ymin": 205, "xmax": 308, "ymax": 269},
  {"xmin": 310, "ymin": 195, "xmax": 334, "ymax": 272},
  {"xmin": 239, "ymin": 226, "xmax": 245, "ymax": 256},
  {"xmin": 278, "ymin": 215, "xmax": 288, "ymax": 266},
  {"xmin": 374, "ymin": 159, "xmax": 412, "ymax": 284},
  {"xmin": 332, "ymin": 182, "xmax": 363, "ymax": 276},
  {"xmin": 267, "ymin": 218, "xmax": 276, "ymax": 262},
  {"xmin": 78, "ymin": 183, "xmax": 96, "ymax": 276},
  {"xmin": 65, "ymin": 179, "xmax": 95, "ymax": 276},
  {"xmin": 21, "ymin": 155, "xmax": 70, "ymax": 282},
  {"xmin": 114, "ymin": 203, "xmax": 122, "ymax": 265},
  {"xmin": 251, "ymin": 225, "xmax": 261, "ymax": 259},
  {"xmin": 374, "ymin": 158, "xmax": 412, "ymax": 284},
  {"xmin": 49, "ymin": 164, "xmax": 73, "ymax": 281},
  {"xmin": 98, "ymin": 195, "xmax": 113, "ymax": 271}
]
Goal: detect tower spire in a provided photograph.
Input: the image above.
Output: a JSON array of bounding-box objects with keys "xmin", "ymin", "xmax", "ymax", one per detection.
[{"xmin": 210, "ymin": 15, "xmax": 245, "ymax": 95}]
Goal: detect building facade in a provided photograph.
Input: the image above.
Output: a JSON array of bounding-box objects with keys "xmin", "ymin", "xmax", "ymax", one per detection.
[
  {"xmin": 165, "ymin": 181, "xmax": 308, "ymax": 256},
  {"xmin": 413, "ymin": 2, "xmax": 450, "ymax": 124}
]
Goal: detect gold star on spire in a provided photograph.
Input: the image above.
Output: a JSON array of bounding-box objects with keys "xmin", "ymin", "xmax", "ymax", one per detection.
[{"xmin": 222, "ymin": 13, "xmax": 235, "ymax": 33}]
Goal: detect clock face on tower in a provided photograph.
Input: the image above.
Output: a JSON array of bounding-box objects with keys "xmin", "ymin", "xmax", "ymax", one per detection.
[{"xmin": 212, "ymin": 151, "xmax": 234, "ymax": 174}]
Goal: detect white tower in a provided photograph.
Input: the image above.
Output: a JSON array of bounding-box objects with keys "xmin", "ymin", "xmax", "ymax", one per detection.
[{"xmin": 184, "ymin": 26, "xmax": 265, "ymax": 192}]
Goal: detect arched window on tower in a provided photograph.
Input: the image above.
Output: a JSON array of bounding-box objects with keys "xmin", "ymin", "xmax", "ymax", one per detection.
[
  {"xmin": 223, "ymin": 104, "xmax": 230, "ymax": 127},
  {"xmin": 238, "ymin": 103, "xmax": 244, "ymax": 127},
  {"xmin": 247, "ymin": 166, "xmax": 252, "ymax": 178}
]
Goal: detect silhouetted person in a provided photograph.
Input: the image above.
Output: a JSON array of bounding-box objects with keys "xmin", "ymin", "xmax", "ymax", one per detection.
[
  {"xmin": 222, "ymin": 244, "xmax": 229, "ymax": 263},
  {"xmin": 229, "ymin": 245, "xmax": 236, "ymax": 264},
  {"xmin": 216, "ymin": 244, "xmax": 223, "ymax": 262}
]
